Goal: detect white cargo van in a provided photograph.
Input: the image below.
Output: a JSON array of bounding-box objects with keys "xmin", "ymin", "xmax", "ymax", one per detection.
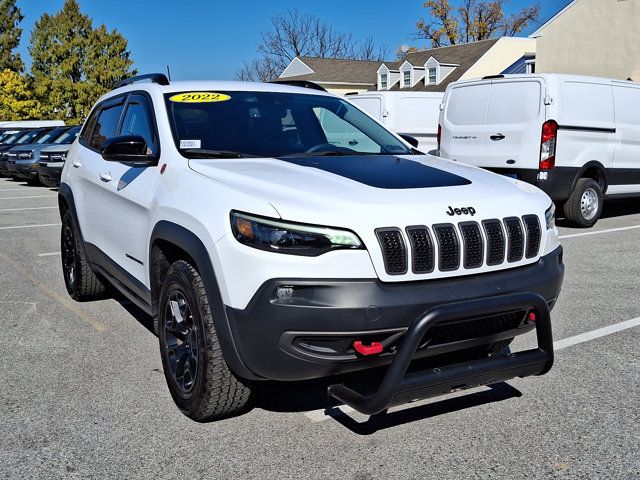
[
  {"xmin": 347, "ymin": 91, "xmax": 443, "ymax": 153},
  {"xmin": 439, "ymin": 74, "xmax": 640, "ymax": 227}
]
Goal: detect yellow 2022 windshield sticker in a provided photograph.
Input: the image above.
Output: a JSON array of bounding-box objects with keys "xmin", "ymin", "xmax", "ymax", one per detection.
[{"xmin": 169, "ymin": 92, "xmax": 231, "ymax": 103}]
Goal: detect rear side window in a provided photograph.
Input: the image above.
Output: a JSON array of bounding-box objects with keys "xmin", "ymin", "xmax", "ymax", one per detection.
[
  {"xmin": 90, "ymin": 103, "xmax": 125, "ymax": 149},
  {"xmin": 562, "ymin": 81, "xmax": 614, "ymax": 124},
  {"xmin": 446, "ymin": 83, "xmax": 491, "ymax": 126},
  {"xmin": 487, "ymin": 81, "xmax": 542, "ymax": 125},
  {"xmin": 119, "ymin": 95, "xmax": 158, "ymax": 155},
  {"xmin": 80, "ymin": 108, "xmax": 100, "ymax": 145}
]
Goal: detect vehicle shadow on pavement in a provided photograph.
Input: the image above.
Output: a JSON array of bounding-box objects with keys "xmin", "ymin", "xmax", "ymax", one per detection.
[{"xmin": 116, "ymin": 294, "xmax": 524, "ymax": 432}]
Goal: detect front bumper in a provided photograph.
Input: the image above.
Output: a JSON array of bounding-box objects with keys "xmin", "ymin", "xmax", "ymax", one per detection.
[
  {"xmin": 37, "ymin": 163, "xmax": 63, "ymax": 185},
  {"xmin": 226, "ymin": 246, "xmax": 564, "ymax": 382},
  {"xmin": 7, "ymin": 160, "xmax": 38, "ymax": 179}
]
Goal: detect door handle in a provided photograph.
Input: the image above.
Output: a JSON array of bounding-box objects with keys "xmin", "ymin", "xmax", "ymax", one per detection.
[
  {"xmin": 99, "ymin": 171, "xmax": 112, "ymax": 182},
  {"xmin": 490, "ymin": 133, "xmax": 506, "ymax": 141},
  {"xmin": 72, "ymin": 160, "xmax": 82, "ymax": 168},
  {"xmin": 349, "ymin": 140, "xmax": 359, "ymax": 146}
]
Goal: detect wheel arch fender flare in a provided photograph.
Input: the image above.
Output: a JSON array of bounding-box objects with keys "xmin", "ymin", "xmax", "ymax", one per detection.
[
  {"xmin": 149, "ymin": 220, "xmax": 261, "ymax": 381},
  {"xmin": 571, "ymin": 161, "xmax": 608, "ymax": 194}
]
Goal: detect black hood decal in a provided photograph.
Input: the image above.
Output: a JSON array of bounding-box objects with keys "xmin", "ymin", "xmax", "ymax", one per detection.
[{"xmin": 279, "ymin": 155, "xmax": 471, "ymax": 189}]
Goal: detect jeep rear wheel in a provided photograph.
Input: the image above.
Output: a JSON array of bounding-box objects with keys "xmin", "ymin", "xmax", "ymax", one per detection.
[
  {"xmin": 158, "ymin": 260, "xmax": 252, "ymax": 421},
  {"xmin": 61, "ymin": 210, "xmax": 106, "ymax": 301}
]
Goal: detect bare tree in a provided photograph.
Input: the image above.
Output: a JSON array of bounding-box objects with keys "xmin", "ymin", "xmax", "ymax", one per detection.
[
  {"xmin": 416, "ymin": 0, "xmax": 541, "ymax": 47},
  {"xmin": 236, "ymin": 10, "xmax": 387, "ymax": 81}
]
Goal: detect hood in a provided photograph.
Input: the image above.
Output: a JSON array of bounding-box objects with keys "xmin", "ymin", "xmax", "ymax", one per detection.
[
  {"xmin": 189, "ymin": 154, "xmax": 549, "ymax": 226},
  {"xmin": 40, "ymin": 144, "xmax": 72, "ymax": 154}
]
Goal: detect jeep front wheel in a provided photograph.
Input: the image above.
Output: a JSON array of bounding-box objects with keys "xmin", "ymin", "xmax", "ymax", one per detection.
[{"xmin": 158, "ymin": 260, "xmax": 252, "ymax": 421}]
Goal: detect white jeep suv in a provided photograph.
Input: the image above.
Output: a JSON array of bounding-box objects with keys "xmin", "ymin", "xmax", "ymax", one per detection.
[{"xmin": 59, "ymin": 74, "xmax": 564, "ymax": 421}]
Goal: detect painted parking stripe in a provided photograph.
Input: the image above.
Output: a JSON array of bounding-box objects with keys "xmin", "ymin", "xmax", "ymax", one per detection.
[
  {"xmin": 0, "ymin": 195, "xmax": 57, "ymax": 200},
  {"xmin": 0, "ymin": 206, "xmax": 58, "ymax": 212},
  {"xmin": 559, "ymin": 224, "xmax": 640, "ymax": 239},
  {"xmin": 0, "ymin": 223, "xmax": 60, "ymax": 230},
  {"xmin": 38, "ymin": 252, "xmax": 61, "ymax": 257},
  {"xmin": 0, "ymin": 188, "xmax": 49, "ymax": 192},
  {"xmin": 304, "ymin": 316, "xmax": 640, "ymax": 423}
]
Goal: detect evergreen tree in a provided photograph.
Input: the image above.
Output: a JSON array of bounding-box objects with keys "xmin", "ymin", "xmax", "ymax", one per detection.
[
  {"xmin": 29, "ymin": 0, "xmax": 135, "ymax": 123},
  {"xmin": 0, "ymin": 69, "xmax": 43, "ymax": 120},
  {"xmin": 0, "ymin": 0, "xmax": 24, "ymax": 72}
]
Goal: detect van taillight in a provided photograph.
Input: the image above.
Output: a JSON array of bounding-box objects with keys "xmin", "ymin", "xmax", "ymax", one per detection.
[
  {"xmin": 437, "ymin": 124, "xmax": 442, "ymax": 151},
  {"xmin": 539, "ymin": 120, "xmax": 558, "ymax": 170}
]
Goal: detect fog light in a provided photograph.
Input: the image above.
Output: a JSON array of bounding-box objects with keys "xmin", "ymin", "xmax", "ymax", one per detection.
[{"xmin": 276, "ymin": 286, "xmax": 295, "ymax": 301}]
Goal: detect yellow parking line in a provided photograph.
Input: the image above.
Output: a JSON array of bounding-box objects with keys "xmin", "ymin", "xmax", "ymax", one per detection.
[{"xmin": 0, "ymin": 250, "xmax": 106, "ymax": 333}]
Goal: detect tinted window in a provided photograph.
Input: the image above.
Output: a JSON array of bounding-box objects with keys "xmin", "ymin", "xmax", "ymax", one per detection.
[
  {"xmin": 91, "ymin": 103, "xmax": 125, "ymax": 149},
  {"xmin": 35, "ymin": 127, "xmax": 69, "ymax": 145},
  {"xmin": 165, "ymin": 91, "xmax": 411, "ymax": 158},
  {"xmin": 81, "ymin": 108, "xmax": 100, "ymax": 144},
  {"xmin": 54, "ymin": 126, "xmax": 81, "ymax": 144},
  {"xmin": 120, "ymin": 95, "xmax": 157, "ymax": 155}
]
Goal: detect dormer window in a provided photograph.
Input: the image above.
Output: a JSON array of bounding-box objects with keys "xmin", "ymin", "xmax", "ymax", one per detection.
[
  {"xmin": 380, "ymin": 73, "xmax": 388, "ymax": 89},
  {"xmin": 403, "ymin": 70, "xmax": 411, "ymax": 87},
  {"xmin": 428, "ymin": 67, "xmax": 437, "ymax": 85}
]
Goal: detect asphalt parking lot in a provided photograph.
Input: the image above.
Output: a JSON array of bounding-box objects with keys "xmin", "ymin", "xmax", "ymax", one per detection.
[{"xmin": 1, "ymin": 176, "xmax": 638, "ymax": 479}]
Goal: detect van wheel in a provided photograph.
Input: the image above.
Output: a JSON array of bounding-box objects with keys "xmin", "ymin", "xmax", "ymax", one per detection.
[
  {"xmin": 563, "ymin": 178, "xmax": 603, "ymax": 228},
  {"xmin": 61, "ymin": 210, "xmax": 106, "ymax": 300},
  {"xmin": 158, "ymin": 260, "xmax": 252, "ymax": 421}
]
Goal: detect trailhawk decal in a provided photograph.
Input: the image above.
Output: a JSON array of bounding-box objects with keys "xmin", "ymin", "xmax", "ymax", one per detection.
[
  {"xmin": 279, "ymin": 155, "xmax": 471, "ymax": 189},
  {"xmin": 168, "ymin": 92, "xmax": 231, "ymax": 103}
]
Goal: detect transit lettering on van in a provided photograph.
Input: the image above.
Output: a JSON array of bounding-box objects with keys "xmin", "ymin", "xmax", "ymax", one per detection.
[{"xmin": 439, "ymin": 73, "xmax": 640, "ymax": 227}]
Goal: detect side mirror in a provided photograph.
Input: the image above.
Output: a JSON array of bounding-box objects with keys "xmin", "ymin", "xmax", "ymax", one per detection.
[
  {"xmin": 399, "ymin": 134, "xmax": 419, "ymax": 148},
  {"xmin": 101, "ymin": 135, "xmax": 155, "ymax": 163}
]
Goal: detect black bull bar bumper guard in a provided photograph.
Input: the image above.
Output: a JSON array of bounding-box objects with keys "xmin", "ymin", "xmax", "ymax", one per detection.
[{"xmin": 327, "ymin": 292, "xmax": 554, "ymax": 416}]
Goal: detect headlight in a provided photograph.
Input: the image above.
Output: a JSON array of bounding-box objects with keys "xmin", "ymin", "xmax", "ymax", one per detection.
[
  {"xmin": 545, "ymin": 203, "xmax": 556, "ymax": 230},
  {"xmin": 230, "ymin": 211, "xmax": 364, "ymax": 256}
]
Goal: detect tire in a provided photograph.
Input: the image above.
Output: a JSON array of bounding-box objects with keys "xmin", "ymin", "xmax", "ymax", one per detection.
[
  {"xmin": 61, "ymin": 210, "xmax": 106, "ymax": 300},
  {"xmin": 563, "ymin": 178, "xmax": 603, "ymax": 228},
  {"xmin": 26, "ymin": 176, "xmax": 40, "ymax": 186},
  {"xmin": 158, "ymin": 260, "xmax": 252, "ymax": 421}
]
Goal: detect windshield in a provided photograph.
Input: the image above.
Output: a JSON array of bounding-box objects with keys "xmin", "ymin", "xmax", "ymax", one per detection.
[
  {"xmin": 35, "ymin": 127, "xmax": 69, "ymax": 144},
  {"xmin": 15, "ymin": 129, "xmax": 51, "ymax": 145},
  {"xmin": 53, "ymin": 126, "xmax": 80, "ymax": 144},
  {"xmin": 164, "ymin": 91, "xmax": 412, "ymax": 158},
  {"xmin": 1, "ymin": 130, "xmax": 30, "ymax": 145}
]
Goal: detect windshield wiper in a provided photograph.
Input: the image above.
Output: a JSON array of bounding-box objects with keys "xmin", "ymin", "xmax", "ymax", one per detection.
[
  {"xmin": 181, "ymin": 149, "xmax": 258, "ymax": 159},
  {"xmin": 279, "ymin": 150, "xmax": 366, "ymax": 158}
]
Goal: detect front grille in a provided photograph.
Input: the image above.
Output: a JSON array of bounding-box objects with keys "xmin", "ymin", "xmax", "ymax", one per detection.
[
  {"xmin": 460, "ymin": 222, "xmax": 483, "ymax": 269},
  {"xmin": 504, "ymin": 217, "xmax": 524, "ymax": 263},
  {"xmin": 434, "ymin": 224, "xmax": 460, "ymax": 271},
  {"xmin": 427, "ymin": 310, "xmax": 527, "ymax": 346},
  {"xmin": 406, "ymin": 227, "xmax": 434, "ymax": 274},
  {"xmin": 375, "ymin": 228, "xmax": 407, "ymax": 275},
  {"xmin": 523, "ymin": 215, "xmax": 541, "ymax": 258},
  {"xmin": 376, "ymin": 214, "xmax": 542, "ymax": 276},
  {"xmin": 483, "ymin": 219, "xmax": 506, "ymax": 266}
]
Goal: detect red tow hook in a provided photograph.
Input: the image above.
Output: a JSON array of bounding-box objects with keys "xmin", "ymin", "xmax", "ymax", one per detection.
[
  {"xmin": 528, "ymin": 312, "xmax": 537, "ymax": 322},
  {"xmin": 353, "ymin": 340, "xmax": 384, "ymax": 356}
]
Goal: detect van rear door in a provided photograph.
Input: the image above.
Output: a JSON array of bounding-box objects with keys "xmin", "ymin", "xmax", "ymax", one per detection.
[
  {"xmin": 439, "ymin": 80, "xmax": 491, "ymax": 166},
  {"xmin": 481, "ymin": 78, "xmax": 546, "ymax": 170}
]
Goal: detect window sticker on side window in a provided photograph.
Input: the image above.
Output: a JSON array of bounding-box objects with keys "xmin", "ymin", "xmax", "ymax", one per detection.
[
  {"xmin": 180, "ymin": 139, "xmax": 201, "ymax": 149},
  {"xmin": 169, "ymin": 92, "xmax": 231, "ymax": 103}
]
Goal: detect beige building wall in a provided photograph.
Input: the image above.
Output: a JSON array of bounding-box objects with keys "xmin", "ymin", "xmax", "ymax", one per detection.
[
  {"xmin": 461, "ymin": 37, "xmax": 538, "ymax": 80},
  {"xmin": 534, "ymin": 0, "xmax": 640, "ymax": 80}
]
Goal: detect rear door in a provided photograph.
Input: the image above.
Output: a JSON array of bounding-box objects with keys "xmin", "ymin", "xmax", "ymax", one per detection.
[
  {"xmin": 482, "ymin": 78, "xmax": 545, "ymax": 169},
  {"xmin": 612, "ymin": 83, "xmax": 640, "ymax": 194},
  {"xmin": 439, "ymin": 80, "xmax": 491, "ymax": 165}
]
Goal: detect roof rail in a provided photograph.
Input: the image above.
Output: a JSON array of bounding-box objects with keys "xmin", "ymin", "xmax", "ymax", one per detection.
[
  {"xmin": 482, "ymin": 74, "xmax": 505, "ymax": 80},
  {"xmin": 269, "ymin": 79, "xmax": 326, "ymax": 92},
  {"xmin": 115, "ymin": 73, "xmax": 170, "ymax": 89}
]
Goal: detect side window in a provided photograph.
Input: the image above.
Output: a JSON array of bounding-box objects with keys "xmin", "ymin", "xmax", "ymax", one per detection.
[
  {"xmin": 80, "ymin": 108, "xmax": 100, "ymax": 145},
  {"xmin": 120, "ymin": 95, "xmax": 158, "ymax": 155},
  {"xmin": 90, "ymin": 102, "xmax": 125, "ymax": 150},
  {"xmin": 313, "ymin": 107, "xmax": 380, "ymax": 153}
]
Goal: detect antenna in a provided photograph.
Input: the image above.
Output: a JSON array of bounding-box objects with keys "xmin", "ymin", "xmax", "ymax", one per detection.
[{"xmin": 166, "ymin": 65, "xmax": 172, "ymax": 81}]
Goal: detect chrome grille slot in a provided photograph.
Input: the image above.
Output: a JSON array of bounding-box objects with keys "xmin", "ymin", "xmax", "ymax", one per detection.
[
  {"xmin": 375, "ymin": 228, "xmax": 408, "ymax": 275},
  {"xmin": 459, "ymin": 222, "xmax": 483, "ymax": 269},
  {"xmin": 523, "ymin": 215, "xmax": 542, "ymax": 259},
  {"xmin": 406, "ymin": 226, "xmax": 434, "ymax": 274},
  {"xmin": 434, "ymin": 224, "xmax": 460, "ymax": 271},
  {"xmin": 504, "ymin": 217, "xmax": 524, "ymax": 263}
]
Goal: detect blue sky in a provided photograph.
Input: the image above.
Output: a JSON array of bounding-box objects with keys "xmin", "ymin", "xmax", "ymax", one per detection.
[{"xmin": 17, "ymin": 0, "xmax": 570, "ymax": 80}]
